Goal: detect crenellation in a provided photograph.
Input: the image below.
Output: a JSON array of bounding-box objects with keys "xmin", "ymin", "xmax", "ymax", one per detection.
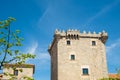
[
  {"xmin": 51, "ymin": 29, "xmax": 108, "ymax": 50},
  {"xmin": 93, "ymin": 31, "xmax": 96, "ymax": 34},
  {"xmin": 53, "ymin": 29, "xmax": 108, "ymax": 42},
  {"xmin": 55, "ymin": 29, "xmax": 60, "ymax": 35},
  {"xmin": 83, "ymin": 30, "xmax": 86, "ymax": 34},
  {"xmin": 99, "ymin": 32, "xmax": 102, "ymax": 34},
  {"xmin": 54, "ymin": 29, "xmax": 108, "ymax": 38}
]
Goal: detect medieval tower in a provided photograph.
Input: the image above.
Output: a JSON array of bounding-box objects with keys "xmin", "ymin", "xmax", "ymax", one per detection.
[{"xmin": 48, "ymin": 29, "xmax": 108, "ymax": 80}]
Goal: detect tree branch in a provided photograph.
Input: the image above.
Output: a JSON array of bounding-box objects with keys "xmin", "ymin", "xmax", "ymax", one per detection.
[
  {"xmin": 7, "ymin": 57, "xmax": 17, "ymax": 63},
  {"xmin": 0, "ymin": 25, "xmax": 10, "ymax": 69}
]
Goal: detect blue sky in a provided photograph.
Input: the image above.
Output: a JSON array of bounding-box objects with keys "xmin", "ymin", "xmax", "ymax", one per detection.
[{"xmin": 0, "ymin": 0, "xmax": 120, "ymax": 80}]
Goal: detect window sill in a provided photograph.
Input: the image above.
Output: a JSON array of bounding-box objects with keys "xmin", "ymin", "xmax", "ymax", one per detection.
[{"xmin": 82, "ymin": 74, "xmax": 89, "ymax": 76}]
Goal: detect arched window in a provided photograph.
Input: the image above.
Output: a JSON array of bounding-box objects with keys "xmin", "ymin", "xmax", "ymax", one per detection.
[
  {"xmin": 77, "ymin": 35, "xmax": 79, "ymax": 39},
  {"xmin": 71, "ymin": 35, "xmax": 73, "ymax": 39},
  {"xmin": 74, "ymin": 35, "xmax": 76, "ymax": 39},
  {"xmin": 68, "ymin": 34, "xmax": 70, "ymax": 39}
]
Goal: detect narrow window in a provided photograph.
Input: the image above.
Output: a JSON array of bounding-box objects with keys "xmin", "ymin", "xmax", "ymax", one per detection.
[
  {"xmin": 71, "ymin": 55, "xmax": 75, "ymax": 60},
  {"xmin": 67, "ymin": 40, "xmax": 70, "ymax": 45},
  {"xmin": 92, "ymin": 41, "xmax": 96, "ymax": 46},
  {"xmin": 77, "ymin": 35, "xmax": 79, "ymax": 39},
  {"xmin": 14, "ymin": 70, "xmax": 18, "ymax": 76},
  {"xmin": 82, "ymin": 68, "xmax": 89, "ymax": 75}
]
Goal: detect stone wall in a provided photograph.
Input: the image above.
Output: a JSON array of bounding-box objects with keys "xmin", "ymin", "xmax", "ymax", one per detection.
[
  {"xmin": 2, "ymin": 64, "xmax": 34, "ymax": 80},
  {"xmin": 48, "ymin": 29, "xmax": 108, "ymax": 80}
]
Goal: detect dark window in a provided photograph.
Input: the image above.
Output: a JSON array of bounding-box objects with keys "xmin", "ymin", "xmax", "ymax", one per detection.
[
  {"xmin": 77, "ymin": 35, "xmax": 79, "ymax": 39},
  {"xmin": 92, "ymin": 41, "xmax": 96, "ymax": 46},
  {"xmin": 67, "ymin": 40, "xmax": 70, "ymax": 45},
  {"xmin": 68, "ymin": 35, "xmax": 70, "ymax": 39},
  {"xmin": 82, "ymin": 68, "xmax": 89, "ymax": 75},
  {"xmin": 14, "ymin": 70, "xmax": 18, "ymax": 76},
  {"xmin": 71, "ymin": 55, "xmax": 75, "ymax": 60}
]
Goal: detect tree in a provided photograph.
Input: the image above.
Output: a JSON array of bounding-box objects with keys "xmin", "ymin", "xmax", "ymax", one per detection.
[{"xmin": 0, "ymin": 17, "xmax": 35, "ymax": 79}]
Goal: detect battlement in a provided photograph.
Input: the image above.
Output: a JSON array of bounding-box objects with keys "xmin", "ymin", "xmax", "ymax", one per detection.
[
  {"xmin": 54, "ymin": 29, "xmax": 108, "ymax": 38},
  {"xmin": 48, "ymin": 29, "xmax": 108, "ymax": 51}
]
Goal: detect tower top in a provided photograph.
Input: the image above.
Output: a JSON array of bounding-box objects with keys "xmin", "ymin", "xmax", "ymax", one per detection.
[
  {"xmin": 48, "ymin": 29, "xmax": 108, "ymax": 51},
  {"xmin": 54, "ymin": 29, "xmax": 108, "ymax": 37}
]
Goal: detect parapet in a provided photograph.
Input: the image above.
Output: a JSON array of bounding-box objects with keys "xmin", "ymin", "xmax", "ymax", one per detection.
[
  {"xmin": 54, "ymin": 29, "xmax": 108, "ymax": 39},
  {"xmin": 48, "ymin": 29, "xmax": 108, "ymax": 52}
]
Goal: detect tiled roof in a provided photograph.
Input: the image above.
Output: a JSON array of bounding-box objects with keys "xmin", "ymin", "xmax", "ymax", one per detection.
[
  {"xmin": 109, "ymin": 74, "xmax": 120, "ymax": 79},
  {"xmin": 3, "ymin": 63, "xmax": 34, "ymax": 68}
]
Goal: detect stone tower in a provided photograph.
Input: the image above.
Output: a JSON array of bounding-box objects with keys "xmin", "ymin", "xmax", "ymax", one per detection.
[{"xmin": 48, "ymin": 29, "xmax": 108, "ymax": 80}]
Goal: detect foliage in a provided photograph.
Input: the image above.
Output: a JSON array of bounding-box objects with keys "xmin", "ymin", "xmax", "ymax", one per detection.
[
  {"xmin": 0, "ymin": 17, "xmax": 35, "ymax": 79},
  {"xmin": 23, "ymin": 76, "xmax": 34, "ymax": 80}
]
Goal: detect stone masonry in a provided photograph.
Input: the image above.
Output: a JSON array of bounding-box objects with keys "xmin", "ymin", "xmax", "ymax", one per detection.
[
  {"xmin": 48, "ymin": 29, "xmax": 108, "ymax": 80},
  {"xmin": 2, "ymin": 64, "xmax": 34, "ymax": 80}
]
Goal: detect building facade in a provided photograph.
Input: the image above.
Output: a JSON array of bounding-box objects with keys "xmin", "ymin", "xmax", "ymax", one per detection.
[
  {"xmin": 2, "ymin": 64, "xmax": 35, "ymax": 80},
  {"xmin": 48, "ymin": 29, "xmax": 108, "ymax": 80}
]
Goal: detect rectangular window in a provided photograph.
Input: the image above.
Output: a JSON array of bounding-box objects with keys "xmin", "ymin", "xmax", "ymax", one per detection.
[
  {"xmin": 92, "ymin": 41, "xmax": 96, "ymax": 46},
  {"xmin": 71, "ymin": 55, "xmax": 75, "ymax": 60},
  {"xmin": 14, "ymin": 70, "xmax": 18, "ymax": 76},
  {"xmin": 82, "ymin": 68, "xmax": 89, "ymax": 75},
  {"xmin": 67, "ymin": 40, "xmax": 70, "ymax": 45}
]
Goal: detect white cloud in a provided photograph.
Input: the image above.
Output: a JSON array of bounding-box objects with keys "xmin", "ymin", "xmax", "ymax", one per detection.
[
  {"xmin": 35, "ymin": 52, "xmax": 50, "ymax": 64},
  {"xmin": 37, "ymin": 52, "xmax": 50, "ymax": 60},
  {"xmin": 106, "ymin": 38, "xmax": 120, "ymax": 53},
  {"xmin": 37, "ymin": 8, "xmax": 50, "ymax": 25},
  {"xmin": 26, "ymin": 41, "xmax": 38, "ymax": 54},
  {"xmin": 87, "ymin": 0, "xmax": 120, "ymax": 24},
  {"xmin": 26, "ymin": 41, "xmax": 50, "ymax": 66},
  {"xmin": 106, "ymin": 38, "xmax": 120, "ymax": 67}
]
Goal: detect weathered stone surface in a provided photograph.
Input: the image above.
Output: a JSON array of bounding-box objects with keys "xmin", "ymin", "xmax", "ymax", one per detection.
[
  {"xmin": 48, "ymin": 29, "xmax": 108, "ymax": 80},
  {"xmin": 2, "ymin": 64, "xmax": 34, "ymax": 80}
]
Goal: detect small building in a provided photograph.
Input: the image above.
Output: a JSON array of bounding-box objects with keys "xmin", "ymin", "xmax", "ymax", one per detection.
[
  {"xmin": 2, "ymin": 64, "xmax": 35, "ymax": 80},
  {"xmin": 48, "ymin": 29, "xmax": 108, "ymax": 80}
]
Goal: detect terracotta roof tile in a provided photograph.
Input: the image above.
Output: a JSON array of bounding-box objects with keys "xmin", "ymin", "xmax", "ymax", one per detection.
[{"xmin": 109, "ymin": 74, "xmax": 120, "ymax": 79}]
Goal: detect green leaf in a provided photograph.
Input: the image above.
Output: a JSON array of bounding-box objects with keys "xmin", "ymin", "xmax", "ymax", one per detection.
[
  {"xmin": 9, "ymin": 73, "xmax": 14, "ymax": 76},
  {"xmin": 7, "ymin": 50, "xmax": 12, "ymax": 56},
  {"xmin": 8, "ymin": 43, "xmax": 13, "ymax": 48},
  {"xmin": 19, "ymin": 69, "xmax": 23, "ymax": 72},
  {"xmin": 16, "ymin": 30, "xmax": 20, "ymax": 33},
  {"xmin": 3, "ymin": 41, "xmax": 7, "ymax": 45},
  {"xmin": 0, "ymin": 32, "xmax": 4, "ymax": 34},
  {"xmin": 0, "ymin": 21, "xmax": 2, "ymax": 24},
  {"xmin": 15, "ymin": 50, "xmax": 19, "ymax": 55},
  {"xmin": 16, "ymin": 42, "xmax": 19, "ymax": 46},
  {"xmin": 4, "ymin": 72, "xmax": 8, "ymax": 76},
  {"xmin": 8, "ymin": 17, "xmax": 16, "ymax": 21},
  {"xmin": 20, "ymin": 37, "xmax": 24, "ymax": 41},
  {"xmin": 4, "ymin": 20, "xmax": 9, "ymax": 26},
  {"xmin": 0, "ymin": 38, "xmax": 5, "ymax": 42},
  {"xmin": 16, "ymin": 42, "xmax": 22, "ymax": 46}
]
